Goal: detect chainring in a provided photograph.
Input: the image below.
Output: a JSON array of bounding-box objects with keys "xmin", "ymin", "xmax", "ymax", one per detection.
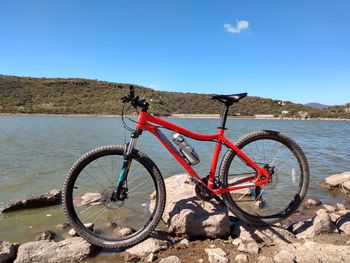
[{"xmin": 195, "ymin": 177, "xmax": 215, "ymax": 202}]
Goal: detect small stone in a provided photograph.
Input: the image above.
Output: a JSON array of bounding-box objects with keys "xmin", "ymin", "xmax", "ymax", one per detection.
[
  {"xmin": 238, "ymin": 242, "xmax": 259, "ymax": 255},
  {"xmin": 337, "ymin": 209, "xmax": 350, "ymax": 215},
  {"xmin": 232, "ymin": 224, "xmax": 254, "ymax": 242},
  {"xmin": 337, "ymin": 203, "xmax": 346, "ymax": 210},
  {"xmin": 126, "ymin": 237, "xmax": 168, "ymax": 257},
  {"xmin": 179, "ymin": 238, "xmax": 190, "ymax": 246},
  {"xmin": 304, "ymin": 198, "xmax": 321, "ymax": 209},
  {"xmin": 274, "ymin": 250, "xmax": 296, "ymax": 263},
  {"xmin": 146, "ymin": 252, "xmax": 157, "ymax": 262},
  {"xmin": 113, "ymin": 226, "xmax": 134, "ymax": 237},
  {"xmin": 246, "ymin": 242, "xmax": 259, "ymax": 254},
  {"xmin": 235, "ymin": 254, "xmax": 248, "ymax": 263},
  {"xmin": 124, "ymin": 253, "xmax": 140, "ymax": 262},
  {"xmin": 69, "ymin": 223, "xmax": 94, "ymax": 236},
  {"xmin": 205, "ymin": 248, "xmax": 228, "ymax": 263},
  {"xmin": 56, "ymin": 222, "xmax": 70, "ymax": 230},
  {"xmin": 339, "ymin": 221, "xmax": 350, "ymax": 235},
  {"xmin": 209, "ymin": 244, "xmax": 216, "ymax": 248},
  {"xmin": 35, "ymin": 230, "xmax": 56, "ymax": 241},
  {"xmin": 232, "ymin": 238, "xmax": 243, "ymax": 247},
  {"xmin": 329, "ymin": 213, "xmax": 341, "ymax": 222},
  {"xmin": 323, "ymin": 204, "xmax": 337, "ymax": 212},
  {"xmin": 253, "ymin": 200, "xmax": 264, "ymax": 208},
  {"xmin": 68, "ymin": 228, "xmax": 77, "ymax": 236},
  {"xmin": 257, "ymin": 255, "xmax": 274, "ymax": 263},
  {"xmin": 198, "ymin": 259, "xmax": 204, "ymax": 263},
  {"xmin": 159, "ymin": 255, "xmax": 181, "ymax": 263}
]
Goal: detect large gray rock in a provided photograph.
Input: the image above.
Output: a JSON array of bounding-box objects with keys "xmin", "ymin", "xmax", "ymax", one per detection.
[
  {"xmin": 295, "ymin": 241, "xmax": 350, "ymax": 263},
  {"xmin": 1, "ymin": 189, "xmax": 61, "ymax": 213},
  {"xmin": 312, "ymin": 209, "xmax": 335, "ymax": 235},
  {"xmin": 323, "ymin": 172, "xmax": 350, "ymax": 188},
  {"xmin": 151, "ymin": 174, "xmax": 230, "ymax": 238},
  {"xmin": 0, "ymin": 241, "xmax": 19, "ymax": 263},
  {"xmin": 296, "ymin": 209, "xmax": 335, "ymax": 238},
  {"xmin": 14, "ymin": 237, "xmax": 93, "ymax": 263}
]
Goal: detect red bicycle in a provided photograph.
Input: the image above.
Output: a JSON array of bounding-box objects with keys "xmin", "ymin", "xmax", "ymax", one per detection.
[{"xmin": 63, "ymin": 87, "xmax": 309, "ymax": 248}]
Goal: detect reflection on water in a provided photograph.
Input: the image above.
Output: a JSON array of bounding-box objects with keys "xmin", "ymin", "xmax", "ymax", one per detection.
[{"xmin": 0, "ymin": 115, "xmax": 349, "ymax": 243}]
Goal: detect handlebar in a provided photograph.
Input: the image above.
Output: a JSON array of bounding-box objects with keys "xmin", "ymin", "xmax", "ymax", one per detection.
[{"xmin": 120, "ymin": 86, "xmax": 149, "ymax": 112}]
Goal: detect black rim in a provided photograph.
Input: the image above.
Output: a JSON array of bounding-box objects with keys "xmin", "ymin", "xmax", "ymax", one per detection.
[{"xmin": 64, "ymin": 148, "xmax": 160, "ymax": 244}]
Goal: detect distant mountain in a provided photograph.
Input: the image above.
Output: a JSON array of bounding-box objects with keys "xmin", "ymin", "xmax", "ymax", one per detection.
[
  {"xmin": 305, "ymin": 102, "xmax": 330, "ymax": 109},
  {"xmin": 0, "ymin": 75, "xmax": 349, "ymax": 119}
]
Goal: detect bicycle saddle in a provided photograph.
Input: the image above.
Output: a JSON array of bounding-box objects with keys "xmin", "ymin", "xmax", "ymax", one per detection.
[{"xmin": 211, "ymin": 93, "xmax": 247, "ymax": 105}]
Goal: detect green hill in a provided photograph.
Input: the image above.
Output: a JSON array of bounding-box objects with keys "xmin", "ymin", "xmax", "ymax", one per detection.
[{"xmin": 0, "ymin": 75, "xmax": 349, "ymax": 119}]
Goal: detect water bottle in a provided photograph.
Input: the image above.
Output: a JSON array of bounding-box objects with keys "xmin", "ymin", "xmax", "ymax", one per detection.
[{"xmin": 172, "ymin": 133, "xmax": 200, "ymax": 165}]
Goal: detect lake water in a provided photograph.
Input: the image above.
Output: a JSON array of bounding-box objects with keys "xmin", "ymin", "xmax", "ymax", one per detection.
[{"xmin": 0, "ymin": 115, "xmax": 350, "ymax": 244}]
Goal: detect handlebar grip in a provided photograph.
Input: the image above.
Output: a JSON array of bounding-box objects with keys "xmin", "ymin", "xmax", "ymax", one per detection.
[{"xmin": 129, "ymin": 86, "xmax": 135, "ymax": 99}]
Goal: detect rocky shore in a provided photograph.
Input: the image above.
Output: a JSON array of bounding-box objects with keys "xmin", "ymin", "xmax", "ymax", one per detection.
[{"xmin": 1, "ymin": 173, "xmax": 350, "ymax": 263}]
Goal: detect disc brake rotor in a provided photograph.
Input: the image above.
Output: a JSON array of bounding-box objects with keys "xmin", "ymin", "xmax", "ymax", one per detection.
[{"xmin": 102, "ymin": 187, "xmax": 125, "ymax": 210}]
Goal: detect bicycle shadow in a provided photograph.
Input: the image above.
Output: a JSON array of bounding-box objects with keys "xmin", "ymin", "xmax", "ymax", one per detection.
[{"xmin": 167, "ymin": 196, "xmax": 294, "ymax": 245}]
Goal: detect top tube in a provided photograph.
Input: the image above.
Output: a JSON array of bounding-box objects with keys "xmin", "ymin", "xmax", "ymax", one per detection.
[{"xmin": 136, "ymin": 111, "xmax": 220, "ymax": 141}]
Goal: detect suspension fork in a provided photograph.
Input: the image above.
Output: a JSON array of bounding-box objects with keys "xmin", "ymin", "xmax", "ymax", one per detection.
[{"xmin": 112, "ymin": 130, "xmax": 140, "ymax": 200}]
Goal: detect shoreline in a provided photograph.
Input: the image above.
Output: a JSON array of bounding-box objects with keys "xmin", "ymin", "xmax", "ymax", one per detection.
[{"xmin": 0, "ymin": 112, "xmax": 349, "ymax": 121}]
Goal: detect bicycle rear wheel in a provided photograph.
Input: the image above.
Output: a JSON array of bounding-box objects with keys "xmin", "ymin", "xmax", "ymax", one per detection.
[
  {"xmin": 219, "ymin": 130, "xmax": 309, "ymax": 225},
  {"xmin": 63, "ymin": 145, "xmax": 166, "ymax": 248}
]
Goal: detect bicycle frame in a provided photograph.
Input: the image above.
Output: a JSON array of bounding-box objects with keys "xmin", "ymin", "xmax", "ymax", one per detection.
[{"xmin": 135, "ymin": 111, "xmax": 271, "ymax": 194}]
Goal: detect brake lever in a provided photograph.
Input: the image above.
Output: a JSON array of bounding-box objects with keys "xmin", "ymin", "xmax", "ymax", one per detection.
[{"xmin": 120, "ymin": 96, "xmax": 130, "ymax": 103}]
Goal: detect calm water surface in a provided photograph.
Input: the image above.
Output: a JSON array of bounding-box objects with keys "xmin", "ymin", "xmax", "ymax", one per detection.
[{"xmin": 0, "ymin": 115, "xmax": 349, "ymax": 243}]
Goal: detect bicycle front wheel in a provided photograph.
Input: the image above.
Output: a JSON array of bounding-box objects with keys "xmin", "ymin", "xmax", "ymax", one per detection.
[
  {"xmin": 63, "ymin": 145, "xmax": 166, "ymax": 248},
  {"xmin": 219, "ymin": 130, "xmax": 309, "ymax": 225}
]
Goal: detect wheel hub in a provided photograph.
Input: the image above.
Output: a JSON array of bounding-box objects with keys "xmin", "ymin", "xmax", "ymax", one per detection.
[
  {"xmin": 263, "ymin": 164, "xmax": 278, "ymax": 190},
  {"xmin": 102, "ymin": 187, "xmax": 125, "ymax": 209}
]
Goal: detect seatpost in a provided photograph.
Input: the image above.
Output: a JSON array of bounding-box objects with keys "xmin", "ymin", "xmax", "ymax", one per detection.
[{"xmin": 218, "ymin": 104, "xmax": 230, "ymax": 130}]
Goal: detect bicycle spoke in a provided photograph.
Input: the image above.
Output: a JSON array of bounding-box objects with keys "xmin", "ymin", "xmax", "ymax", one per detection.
[
  {"xmin": 83, "ymin": 169, "xmax": 106, "ymax": 189},
  {"xmin": 96, "ymin": 158, "xmax": 114, "ymax": 186},
  {"xmin": 224, "ymin": 133, "xmax": 307, "ymax": 221}
]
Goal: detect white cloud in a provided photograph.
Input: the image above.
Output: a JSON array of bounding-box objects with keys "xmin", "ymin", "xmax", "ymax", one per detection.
[{"xmin": 224, "ymin": 20, "xmax": 249, "ymax": 34}]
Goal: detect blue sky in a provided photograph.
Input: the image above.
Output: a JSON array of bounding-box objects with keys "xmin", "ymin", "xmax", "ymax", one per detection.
[{"xmin": 0, "ymin": 1, "xmax": 349, "ymax": 105}]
